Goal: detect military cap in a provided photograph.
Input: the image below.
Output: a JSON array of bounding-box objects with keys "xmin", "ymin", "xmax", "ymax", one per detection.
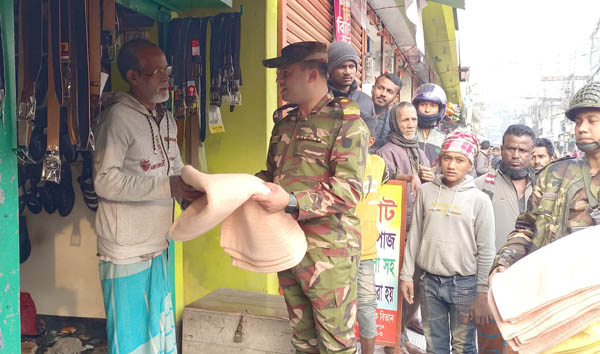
[{"xmin": 263, "ymin": 41, "xmax": 327, "ymax": 68}]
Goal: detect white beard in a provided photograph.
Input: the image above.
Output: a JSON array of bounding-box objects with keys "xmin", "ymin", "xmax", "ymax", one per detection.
[{"xmin": 151, "ymin": 89, "xmax": 170, "ymax": 104}]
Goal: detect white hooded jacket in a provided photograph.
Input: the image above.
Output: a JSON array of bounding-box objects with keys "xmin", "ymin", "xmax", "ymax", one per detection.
[{"xmin": 93, "ymin": 92, "xmax": 183, "ymax": 263}]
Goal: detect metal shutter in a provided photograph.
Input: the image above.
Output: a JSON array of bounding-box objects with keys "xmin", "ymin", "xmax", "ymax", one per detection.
[
  {"xmin": 280, "ymin": 0, "xmax": 334, "ymax": 48},
  {"xmin": 350, "ymin": 12, "xmax": 364, "ymax": 86}
]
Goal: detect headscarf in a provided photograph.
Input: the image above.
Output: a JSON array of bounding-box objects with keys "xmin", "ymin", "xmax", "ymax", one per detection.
[
  {"xmin": 440, "ymin": 129, "xmax": 479, "ymax": 164},
  {"xmin": 387, "ymin": 103, "xmax": 421, "ymax": 175}
]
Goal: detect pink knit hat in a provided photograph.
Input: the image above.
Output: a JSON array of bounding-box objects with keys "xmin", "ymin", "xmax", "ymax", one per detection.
[{"xmin": 440, "ymin": 129, "xmax": 479, "ymax": 164}]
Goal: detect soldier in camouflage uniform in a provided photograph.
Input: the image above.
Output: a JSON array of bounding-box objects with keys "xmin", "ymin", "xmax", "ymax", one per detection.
[
  {"xmin": 253, "ymin": 41, "xmax": 369, "ymax": 353},
  {"xmin": 490, "ymin": 81, "xmax": 600, "ymax": 277}
]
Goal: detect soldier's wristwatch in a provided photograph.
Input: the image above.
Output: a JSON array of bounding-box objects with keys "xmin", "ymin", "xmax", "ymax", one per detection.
[{"xmin": 285, "ymin": 193, "xmax": 298, "ymax": 214}]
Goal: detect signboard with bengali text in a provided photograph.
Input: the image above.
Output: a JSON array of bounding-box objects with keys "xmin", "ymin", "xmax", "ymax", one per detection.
[
  {"xmin": 355, "ymin": 181, "xmax": 407, "ymax": 351},
  {"xmin": 334, "ymin": 0, "xmax": 352, "ymax": 43}
]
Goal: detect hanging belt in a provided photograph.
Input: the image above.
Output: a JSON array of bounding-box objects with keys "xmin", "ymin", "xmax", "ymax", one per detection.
[
  {"xmin": 220, "ymin": 13, "xmax": 234, "ymax": 110},
  {"xmin": 42, "ymin": 0, "xmax": 62, "ymax": 183},
  {"xmin": 72, "ymin": 0, "xmax": 91, "ymax": 149},
  {"xmin": 167, "ymin": 18, "xmax": 184, "ymax": 151},
  {"xmin": 17, "ymin": 0, "xmax": 42, "ymax": 158},
  {"xmin": 209, "ymin": 14, "xmax": 225, "ymax": 106},
  {"xmin": 199, "ymin": 17, "xmax": 208, "ymax": 142},
  {"xmin": 101, "ymin": 0, "xmax": 116, "ymax": 60},
  {"xmin": 60, "ymin": 0, "xmax": 76, "ymax": 145},
  {"xmin": 184, "ymin": 18, "xmax": 203, "ymax": 169},
  {"xmin": 171, "ymin": 19, "xmax": 190, "ymax": 153},
  {"xmin": 100, "ymin": 0, "xmax": 116, "ymax": 93},
  {"xmin": 230, "ymin": 12, "xmax": 242, "ymax": 110},
  {"xmin": 88, "ymin": 0, "xmax": 101, "ymax": 150}
]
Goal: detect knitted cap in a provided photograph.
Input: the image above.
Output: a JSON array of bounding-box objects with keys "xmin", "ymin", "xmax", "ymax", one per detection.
[
  {"xmin": 440, "ymin": 129, "xmax": 479, "ymax": 164},
  {"xmin": 327, "ymin": 41, "xmax": 359, "ymax": 75}
]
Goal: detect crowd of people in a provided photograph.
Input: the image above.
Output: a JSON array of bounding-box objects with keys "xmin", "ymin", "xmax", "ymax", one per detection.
[{"xmin": 91, "ymin": 38, "xmax": 600, "ymax": 354}]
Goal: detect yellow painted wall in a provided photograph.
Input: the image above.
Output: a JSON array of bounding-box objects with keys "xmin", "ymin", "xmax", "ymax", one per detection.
[{"xmin": 180, "ymin": 0, "xmax": 279, "ymax": 310}]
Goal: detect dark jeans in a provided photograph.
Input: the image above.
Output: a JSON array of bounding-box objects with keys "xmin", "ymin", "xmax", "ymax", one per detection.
[{"xmin": 419, "ymin": 272, "xmax": 477, "ymax": 354}]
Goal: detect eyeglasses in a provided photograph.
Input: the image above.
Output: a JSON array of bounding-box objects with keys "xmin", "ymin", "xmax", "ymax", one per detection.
[{"xmin": 140, "ymin": 66, "xmax": 172, "ymax": 78}]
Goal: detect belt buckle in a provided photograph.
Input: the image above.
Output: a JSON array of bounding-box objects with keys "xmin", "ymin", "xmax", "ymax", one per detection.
[
  {"xmin": 41, "ymin": 148, "xmax": 62, "ymax": 183},
  {"xmin": 18, "ymin": 96, "xmax": 36, "ymax": 122}
]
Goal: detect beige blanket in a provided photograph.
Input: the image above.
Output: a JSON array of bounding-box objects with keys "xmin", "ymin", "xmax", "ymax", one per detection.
[
  {"xmin": 169, "ymin": 165, "xmax": 306, "ymax": 273},
  {"xmin": 488, "ymin": 225, "xmax": 600, "ymax": 353}
]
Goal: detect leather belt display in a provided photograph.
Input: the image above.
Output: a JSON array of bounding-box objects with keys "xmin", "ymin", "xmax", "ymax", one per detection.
[
  {"xmin": 41, "ymin": 0, "xmax": 62, "ymax": 183},
  {"xmin": 166, "ymin": 11, "xmax": 242, "ymax": 167}
]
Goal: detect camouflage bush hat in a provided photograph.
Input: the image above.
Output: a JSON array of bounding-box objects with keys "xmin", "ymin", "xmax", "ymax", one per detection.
[
  {"xmin": 565, "ymin": 81, "xmax": 600, "ymax": 121},
  {"xmin": 263, "ymin": 41, "xmax": 327, "ymax": 68}
]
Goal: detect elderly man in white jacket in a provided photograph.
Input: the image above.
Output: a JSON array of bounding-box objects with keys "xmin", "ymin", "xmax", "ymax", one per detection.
[{"xmin": 93, "ymin": 39, "xmax": 201, "ymax": 354}]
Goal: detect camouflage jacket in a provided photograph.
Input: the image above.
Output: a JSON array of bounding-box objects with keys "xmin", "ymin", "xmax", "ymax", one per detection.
[
  {"xmin": 256, "ymin": 92, "xmax": 369, "ymax": 257},
  {"xmin": 493, "ymin": 157, "xmax": 595, "ymax": 270}
]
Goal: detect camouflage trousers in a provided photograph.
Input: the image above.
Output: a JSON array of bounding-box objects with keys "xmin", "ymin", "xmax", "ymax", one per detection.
[{"xmin": 278, "ymin": 252, "xmax": 359, "ymax": 354}]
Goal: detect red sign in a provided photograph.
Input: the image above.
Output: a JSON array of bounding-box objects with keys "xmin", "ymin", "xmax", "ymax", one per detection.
[{"xmin": 334, "ymin": 0, "xmax": 352, "ymax": 43}]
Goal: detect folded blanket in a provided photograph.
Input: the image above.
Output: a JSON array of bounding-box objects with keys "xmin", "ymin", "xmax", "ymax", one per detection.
[
  {"xmin": 169, "ymin": 165, "xmax": 306, "ymax": 273},
  {"xmin": 221, "ymin": 199, "xmax": 306, "ymax": 273},
  {"xmin": 489, "ymin": 225, "xmax": 600, "ymax": 353}
]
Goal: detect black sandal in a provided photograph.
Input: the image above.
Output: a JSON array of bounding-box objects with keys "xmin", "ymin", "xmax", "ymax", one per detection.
[
  {"xmin": 78, "ymin": 151, "xmax": 98, "ymax": 212},
  {"xmin": 57, "ymin": 164, "xmax": 75, "ymax": 217}
]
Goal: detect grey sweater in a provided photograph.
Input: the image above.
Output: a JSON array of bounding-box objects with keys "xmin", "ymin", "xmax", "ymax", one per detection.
[
  {"xmin": 93, "ymin": 92, "xmax": 183, "ymax": 263},
  {"xmin": 400, "ymin": 174, "xmax": 496, "ymax": 292},
  {"xmin": 474, "ymin": 169, "xmax": 534, "ymax": 250}
]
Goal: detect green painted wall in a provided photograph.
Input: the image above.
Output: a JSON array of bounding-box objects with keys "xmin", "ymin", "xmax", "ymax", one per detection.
[
  {"xmin": 180, "ymin": 0, "xmax": 279, "ymax": 308},
  {"xmin": 0, "ymin": 0, "xmax": 20, "ymax": 351}
]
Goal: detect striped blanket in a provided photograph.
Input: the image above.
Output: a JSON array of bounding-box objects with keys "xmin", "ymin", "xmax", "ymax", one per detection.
[{"xmin": 100, "ymin": 250, "xmax": 177, "ymax": 354}]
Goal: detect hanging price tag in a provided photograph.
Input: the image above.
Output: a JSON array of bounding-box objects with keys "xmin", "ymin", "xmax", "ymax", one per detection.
[{"xmin": 208, "ymin": 105, "xmax": 225, "ymax": 134}]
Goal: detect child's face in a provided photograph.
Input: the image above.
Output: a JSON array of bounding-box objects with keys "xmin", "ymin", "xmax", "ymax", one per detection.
[
  {"xmin": 440, "ymin": 152, "xmax": 472, "ymax": 187},
  {"xmin": 397, "ymin": 106, "xmax": 418, "ymax": 140}
]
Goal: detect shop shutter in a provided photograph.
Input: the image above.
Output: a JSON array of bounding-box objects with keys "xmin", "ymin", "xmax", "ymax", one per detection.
[
  {"xmin": 350, "ymin": 13, "xmax": 364, "ymax": 86},
  {"xmin": 280, "ymin": 0, "xmax": 334, "ymax": 47}
]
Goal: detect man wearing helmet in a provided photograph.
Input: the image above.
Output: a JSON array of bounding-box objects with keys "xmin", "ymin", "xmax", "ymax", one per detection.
[
  {"xmin": 490, "ymin": 81, "xmax": 600, "ymax": 299},
  {"xmin": 413, "ymin": 83, "xmax": 448, "ymax": 168}
]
